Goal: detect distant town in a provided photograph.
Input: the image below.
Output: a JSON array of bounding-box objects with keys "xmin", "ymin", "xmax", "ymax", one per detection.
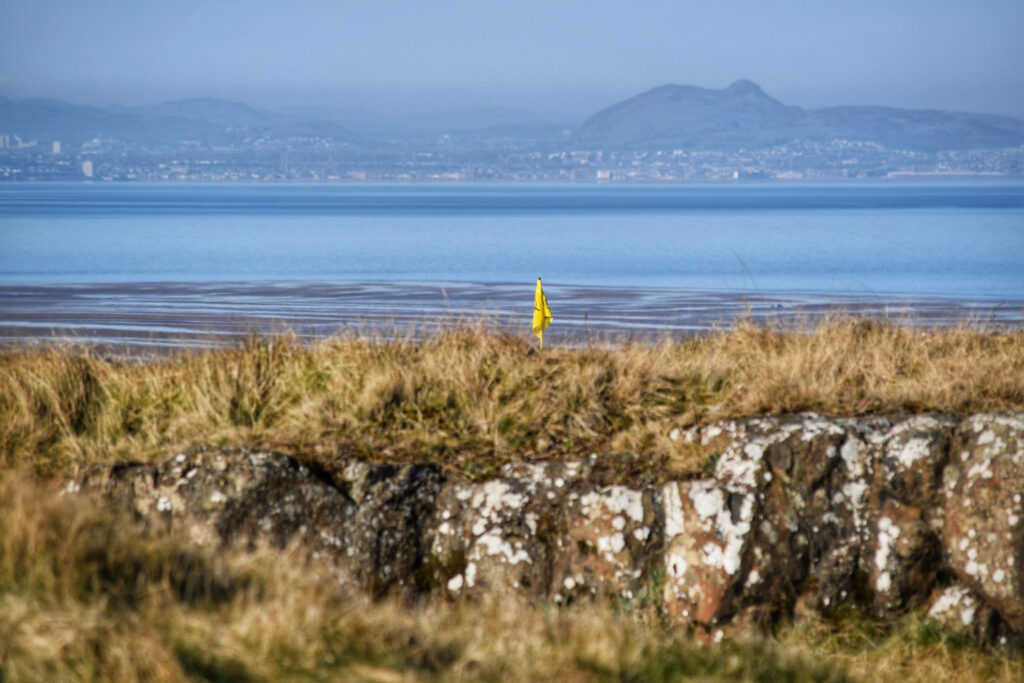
[
  {"xmin": 2, "ymin": 80, "xmax": 1023, "ymax": 182},
  {"xmin": 2, "ymin": 135, "xmax": 1022, "ymax": 183}
]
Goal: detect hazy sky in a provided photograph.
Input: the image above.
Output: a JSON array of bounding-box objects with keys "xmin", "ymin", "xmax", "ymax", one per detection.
[{"xmin": 2, "ymin": 0, "xmax": 1022, "ymax": 120}]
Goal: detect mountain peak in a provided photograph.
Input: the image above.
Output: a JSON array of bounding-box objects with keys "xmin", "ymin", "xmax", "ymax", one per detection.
[
  {"xmin": 726, "ymin": 79, "xmax": 764, "ymax": 95},
  {"xmin": 575, "ymin": 79, "xmax": 1024, "ymax": 151},
  {"xmin": 575, "ymin": 79, "xmax": 800, "ymax": 149}
]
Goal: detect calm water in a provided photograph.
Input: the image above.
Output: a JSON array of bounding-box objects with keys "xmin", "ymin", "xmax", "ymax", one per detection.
[
  {"xmin": 1, "ymin": 183, "xmax": 1022, "ymax": 347},
  {"xmin": 2, "ymin": 183, "xmax": 1023, "ymax": 297}
]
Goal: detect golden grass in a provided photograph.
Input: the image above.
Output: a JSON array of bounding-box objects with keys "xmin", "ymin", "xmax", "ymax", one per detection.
[
  {"xmin": 2, "ymin": 318, "xmax": 1023, "ymax": 478},
  {"xmin": 0, "ymin": 472, "xmax": 1020, "ymax": 682},
  {"xmin": 2, "ymin": 318, "xmax": 1023, "ymax": 678}
]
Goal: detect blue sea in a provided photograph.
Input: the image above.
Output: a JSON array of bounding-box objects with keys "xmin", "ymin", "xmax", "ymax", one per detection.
[
  {"xmin": 2, "ymin": 182, "xmax": 1023, "ymax": 296},
  {"xmin": 1, "ymin": 183, "xmax": 1022, "ymax": 346}
]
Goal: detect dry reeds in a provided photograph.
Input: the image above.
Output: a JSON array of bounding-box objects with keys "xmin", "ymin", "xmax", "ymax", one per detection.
[{"xmin": 2, "ymin": 317, "xmax": 1023, "ymax": 477}]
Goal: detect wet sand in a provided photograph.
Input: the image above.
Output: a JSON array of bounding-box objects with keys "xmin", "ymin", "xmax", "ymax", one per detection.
[{"xmin": 1, "ymin": 281, "xmax": 1022, "ymax": 353}]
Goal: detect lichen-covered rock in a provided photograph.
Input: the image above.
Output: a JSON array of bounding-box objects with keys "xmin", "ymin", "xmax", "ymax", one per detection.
[
  {"xmin": 943, "ymin": 413, "xmax": 1024, "ymax": 632},
  {"xmin": 868, "ymin": 500, "xmax": 942, "ymax": 614},
  {"xmin": 339, "ymin": 461, "xmax": 445, "ymax": 597},
  {"xmin": 928, "ymin": 584, "xmax": 985, "ymax": 632},
  {"xmin": 80, "ymin": 448, "xmax": 359, "ymax": 583},
  {"xmin": 80, "ymin": 448, "xmax": 446, "ymax": 596},
  {"xmin": 426, "ymin": 461, "xmax": 661, "ymax": 604},
  {"xmin": 863, "ymin": 416, "xmax": 954, "ymax": 615},
  {"xmin": 926, "ymin": 582, "xmax": 1023, "ymax": 648},
  {"xmin": 671, "ymin": 413, "xmax": 948, "ymax": 625},
  {"xmin": 561, "ymin": 483, "xmax": 659, "ymax": 603},
  {"xmin": 662, "ymin": 478, "xmax": 757, "ymax": 624},
  {"xmin": 73, "ymin": 412, "xmax": 1024, "ymax": 647},
  {"xmin": 429, "ymin": 469, "xmax": 551, "ymax": 597},
  {"xmin": 873, "ymin": 415, "xmax": 955, "ymax": 514}
]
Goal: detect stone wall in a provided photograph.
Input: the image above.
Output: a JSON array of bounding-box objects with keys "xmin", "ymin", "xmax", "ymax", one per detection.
[{"xmin": 73, "ymin": 412, "xmax": 1024, "ymax": 647}]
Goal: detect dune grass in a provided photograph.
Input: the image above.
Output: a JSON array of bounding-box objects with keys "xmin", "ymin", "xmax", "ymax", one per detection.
[
  {"xmin": 3, "ymin": 318, "xmax": 1024, "ymax": 679},
  {"xmin": 2, "ymin": 317, "xmax": 1023, "ymax": 478},
  {"xmin": 1, "ymin": 472, "xmax": 1021, "ymax": 683}
]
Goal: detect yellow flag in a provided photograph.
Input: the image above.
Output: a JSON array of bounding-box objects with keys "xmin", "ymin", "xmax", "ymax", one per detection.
[{"xmin": 532, "ymin": 277, "xmax": 552, "ymax": 348}]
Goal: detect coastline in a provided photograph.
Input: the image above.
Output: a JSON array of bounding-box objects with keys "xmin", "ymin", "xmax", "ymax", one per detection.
[{"xmin": 2, "ymin": 280, "xmax": 1022, "ymax": 351}]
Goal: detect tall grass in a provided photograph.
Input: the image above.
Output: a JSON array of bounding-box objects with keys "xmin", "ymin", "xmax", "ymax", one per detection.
[
  {"xmin": 3, "ymin": 319, "xmax": 1023, "ymax": 680},
  {"xmin": 3, "ymin": 318, "xmax": 1023, "ymax": 476}
]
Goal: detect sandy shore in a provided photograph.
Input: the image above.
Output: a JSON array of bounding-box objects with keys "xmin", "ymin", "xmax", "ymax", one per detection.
[{"xmin": 1, "ymin": 281, "xmax": 1022, "ymax": 352}]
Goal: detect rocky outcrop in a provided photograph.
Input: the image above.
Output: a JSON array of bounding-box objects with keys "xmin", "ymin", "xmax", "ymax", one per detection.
[
  {"xmin": 943, "ymin": 414, "xmax": 1024, "ymax": 634},
  {"xmin": 73, "ymin": 412, "xmax": 1024, "ymax": 647}
]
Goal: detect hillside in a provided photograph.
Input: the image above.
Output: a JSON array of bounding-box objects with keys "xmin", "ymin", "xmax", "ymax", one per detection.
[
  {"xmin": 4, "ymin": 84, "xmax": 1024, "ymax": 180},
  {"xmin": 0, "ymin": 97, "xmax": 225, "ymax": 146},
  {"xmin": 0, "ymin": 95, "xmax": 362, "ymax": 146},
  {"xmin": 575, "ymin": 80, "xmax": 1024, "ymax": 151}
]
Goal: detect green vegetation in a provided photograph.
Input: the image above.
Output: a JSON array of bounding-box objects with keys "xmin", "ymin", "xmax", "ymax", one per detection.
[{"xmin": 2, "ymin": 318, "xmax": 1024, "ymax": 680}]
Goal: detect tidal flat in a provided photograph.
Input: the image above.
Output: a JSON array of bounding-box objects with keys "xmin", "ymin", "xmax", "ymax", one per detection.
[{"xmin": 2, "ymin": 280, "xmax": 1022, "ymax": 352}]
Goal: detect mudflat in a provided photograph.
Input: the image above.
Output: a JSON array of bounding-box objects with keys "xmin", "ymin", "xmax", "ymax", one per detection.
[{"xmin": 2, "ymin": 280, "xmax": 1021, "ymax": 351}]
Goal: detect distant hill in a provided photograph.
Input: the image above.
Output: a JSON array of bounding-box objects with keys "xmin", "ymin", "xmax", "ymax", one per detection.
[
  {"xmin": 139, "ymin": 98, "xmax": 362, "ymax": 142},
  {"xmin": 139, "ymin": 98, "xmax": 276, "ymax": 128},
  {"xmin": 0, "ymin": 97, "xmax": 224, "ymax": 145},
  {"xmin": 5, "ymin": 85, "xmax": 1024, "ymax": 155},
  {"xmin": 283, "ymin": 104, "xmax": 573, "ymax": 145},
  {"xmin": 0, "ymin": 96, "xmax": 362, "ymax": 146},
  {"xmin": 575, "ymin": 80, "xmax": 1024, "ymax": 151},
  {"xmin": 804, "ymin": 105, "xmax": 1024, "ymax": 151}
]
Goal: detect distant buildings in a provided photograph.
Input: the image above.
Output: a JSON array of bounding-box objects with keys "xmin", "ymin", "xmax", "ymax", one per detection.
[
  {"xmin": 0, "ymin": 135, "xmax": 1021, "ymax": 182},
  {"xmin": 0, "ymin": 134, "xmax": 35, "ymax": 150}
]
